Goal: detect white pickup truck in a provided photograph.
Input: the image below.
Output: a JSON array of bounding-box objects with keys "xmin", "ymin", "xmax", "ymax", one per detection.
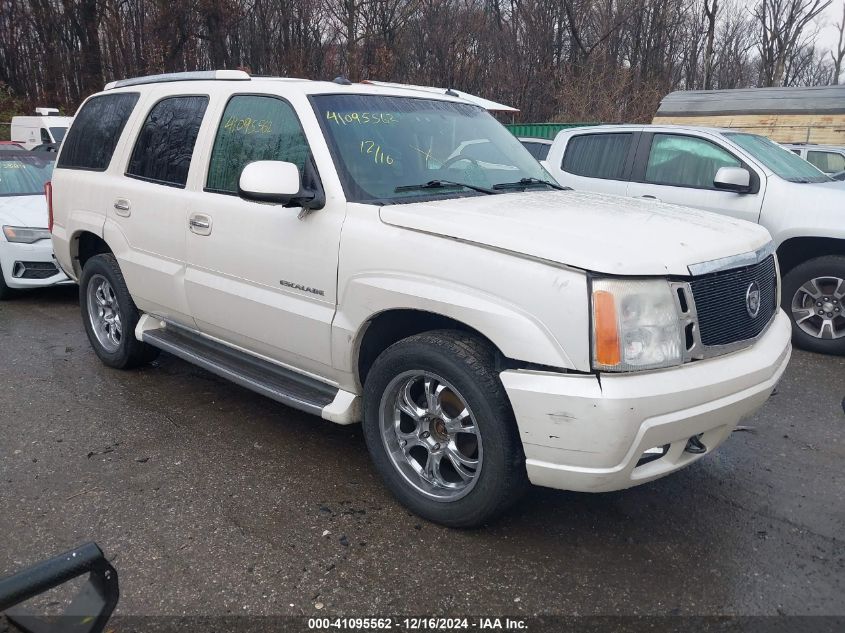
[
  {"xmin": 545, "ymin": 124, "xmax": 845, "ymax": 355},
  {"xmin": 50, "ymin": 72, "xmax": 790, "ymax": 526}
]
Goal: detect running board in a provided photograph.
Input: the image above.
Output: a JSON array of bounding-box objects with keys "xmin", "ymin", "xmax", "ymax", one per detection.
[{"xmin": 141, "ymin": 323, "xmax": 338, "ymax": 417}]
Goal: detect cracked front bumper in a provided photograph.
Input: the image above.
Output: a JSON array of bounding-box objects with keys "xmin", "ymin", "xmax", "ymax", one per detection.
[{"xmin": 501, "ymin": 310, "xmax": 792, "ymax": 493}]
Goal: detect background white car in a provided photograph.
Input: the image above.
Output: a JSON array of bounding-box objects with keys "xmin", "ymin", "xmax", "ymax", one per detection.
[{"xmin": 0, "ymin": 151, "xmax": 69, "ymax": 299}]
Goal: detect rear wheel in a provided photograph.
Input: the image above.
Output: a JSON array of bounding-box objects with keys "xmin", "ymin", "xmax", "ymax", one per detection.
[
  {"xmin": 80, "ymin": 254, "xmax": 159, "ymax": 368},
  {"xmin": 782, "ymin": 255, "xmax": 845, "ymax": 355},
  {"xmin": 362, "ymin": 330, "xmax": 527, "ymax": 527}
]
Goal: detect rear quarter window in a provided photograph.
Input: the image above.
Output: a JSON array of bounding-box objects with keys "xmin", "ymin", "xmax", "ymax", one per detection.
[
  {"xmin": 562, "ymin": 133, "xmax": 632, "ymax": 180},
  {"xmin": 57, "ymin": 92, "xmax": 139, "ymax": 171}
]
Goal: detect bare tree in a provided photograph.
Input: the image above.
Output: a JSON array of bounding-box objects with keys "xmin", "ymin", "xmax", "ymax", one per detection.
[
  {"xmin": 832, "ymin": 2, "xmax": 845, "ymax": 84},
  {"xmin": 703, "ymin": 0, "xmax": 719, "ymax": 89},
  {"xmin": 753, "ymin": 0, "xmax": 831, "ymax": 86}
]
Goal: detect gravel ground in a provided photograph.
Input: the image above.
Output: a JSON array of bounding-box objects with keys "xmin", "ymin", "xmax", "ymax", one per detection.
[{"xmin": 0, "ymin": 286, "xmax": 843, "ymax": 619}]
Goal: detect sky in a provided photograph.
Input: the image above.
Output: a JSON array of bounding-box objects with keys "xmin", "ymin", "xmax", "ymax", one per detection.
[{"xmin": 814, "ymin": 1, "xmax": 844, "ymax": 55}]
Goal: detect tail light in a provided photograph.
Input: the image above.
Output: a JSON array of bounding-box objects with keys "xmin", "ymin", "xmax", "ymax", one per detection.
[{"xmin": 44, "ymin": 181, "xmax": 54, "ymax": 232}]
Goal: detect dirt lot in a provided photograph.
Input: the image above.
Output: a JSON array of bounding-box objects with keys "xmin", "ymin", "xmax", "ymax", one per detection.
[{"xmin": 1, "ymin": 286, "xmax": 843, "ymax": 618}]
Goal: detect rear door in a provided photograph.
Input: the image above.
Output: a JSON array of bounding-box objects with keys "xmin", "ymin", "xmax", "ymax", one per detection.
[
  {"xmin": 104, "ymin": 93, "xmax": 209, "ymax": 325},
  {"xmin": 547, "ymin": 131, "xmax": 639, "ymax": 195},
  {"xmin": 626, "ymin": 131, "xmax": 765, "ymax": 224}
]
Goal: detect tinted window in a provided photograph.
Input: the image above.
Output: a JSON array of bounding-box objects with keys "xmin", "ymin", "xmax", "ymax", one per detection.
[
  {"xmin": 127, "ymin": 96, "xmax": 208, "ymax": 187},
  {"xmin": 207, "ymin": 95, "xmax": 309, "ymax": 194},
  {"xmin": 40, "ymin": 128, "xmax": 50, "ymax": 143},
  {"xmin": 645, "ymin": 134, "xmax": 740, "ymax": 188},
  {"xmin": 562, "ymin": 133, "xmax": 632, "ymax": 180},
  {"xmin": 807, "ymin": 150, "xmax": 845, "ymax": 174},
  {"xmin": 57, "ymin": 93, "xmax": 139, "ymax": 170},
  {"xmin": 522, "ymin": 141, "xmax": 551, "ymax": 160}
]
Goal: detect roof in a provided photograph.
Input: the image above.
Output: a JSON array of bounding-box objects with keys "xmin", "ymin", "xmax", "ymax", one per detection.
[
  {"xmin": 657, "ymin": 85, "xmax": 845, "ymax": 117},
  {"xmin": 100, "ymin": 71, "xmax": 494, "ymax": 109}
]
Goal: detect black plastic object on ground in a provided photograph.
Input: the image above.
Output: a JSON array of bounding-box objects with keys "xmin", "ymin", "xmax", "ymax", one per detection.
[{"xmin": 0, "ymin": 542, "xmax": 118, "ymax": 633}]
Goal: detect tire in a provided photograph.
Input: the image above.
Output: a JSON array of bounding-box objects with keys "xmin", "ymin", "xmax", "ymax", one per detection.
[
  {"xmin": 79, "ymin": 253, "xmax": 159, "ymax": 369},
  {"xmin": 362, "ymin": 329, "xmax": 528, "ymax": 527},
  {"xmin": 781, "ymin": 255, "xmax": 845, "ymax": 355}
]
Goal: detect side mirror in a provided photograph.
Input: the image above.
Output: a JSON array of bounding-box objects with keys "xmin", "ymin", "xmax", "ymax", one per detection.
[
  {"xmin": 239, "ymin": 161, "xmax": 308, "ymax": 206},
  {"xmin": 714, "ymin": 166, "xmax": 751, "ymax": 193}
]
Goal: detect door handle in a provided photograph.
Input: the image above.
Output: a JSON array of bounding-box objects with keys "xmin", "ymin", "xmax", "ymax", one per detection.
[
  {"xmin": 638, "ymin": 195, "xmax": 660, "ymax": 202},
  {"xmin": 113, "ymin": 199, "xmax": 131, "ymax": 217},
  {"xmin": 188, "ymin": 213, "xmax": 212, "ymax": 236}
]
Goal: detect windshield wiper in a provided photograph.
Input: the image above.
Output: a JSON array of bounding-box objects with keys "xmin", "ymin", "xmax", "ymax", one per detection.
[
  {"xmin": 394, "ymin": 180, "xmax": 497, "ymax": 195},
  {"xmin": 492, "ymin": 177, "xmax": 568, "ymax": 191}
]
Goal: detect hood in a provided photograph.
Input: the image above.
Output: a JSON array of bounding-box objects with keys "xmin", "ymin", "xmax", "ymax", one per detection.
[
  {"xmin": 379, "ymin": 190, "xmax": 772, "ymax": 276},
  {"xmin": 0, "ymin": 194, "xmax": 48, "ymax": 228}
]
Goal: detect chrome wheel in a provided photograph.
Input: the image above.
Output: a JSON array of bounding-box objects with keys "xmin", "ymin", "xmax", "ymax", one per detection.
[
  {"xmin": 379, "ymin": 371, "xmax": 482, "ymax": 501},
  {"xmin": 791, "ymin": 276, "xmax": 845, "ymax": 340},
  {"xmin": 86, "ymin": 274, "xmax": 123, "ymax": 353}
]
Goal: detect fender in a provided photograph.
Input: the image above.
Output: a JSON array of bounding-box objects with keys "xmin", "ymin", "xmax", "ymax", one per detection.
[{"xmin": 332, "ymin": 270, "xmax": 586, "ymax": 384}]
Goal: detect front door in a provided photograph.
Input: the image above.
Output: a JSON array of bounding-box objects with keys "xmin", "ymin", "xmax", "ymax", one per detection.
[
  {"xmin": 626, "ymin": 132, "xmax": 765, "ymax": 225},
  {"xmin": 184, "ymin": 93, "xmax": 344, "ymax": 377}
]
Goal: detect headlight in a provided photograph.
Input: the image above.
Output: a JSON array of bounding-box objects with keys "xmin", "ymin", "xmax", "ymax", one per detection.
[
  {"xmin": 591, "ymin": 278, "xmax": 683, "ymax": 372},
  {"xmin": 2, "ymin": 226, "xmax": 52, "ymax": 244}
]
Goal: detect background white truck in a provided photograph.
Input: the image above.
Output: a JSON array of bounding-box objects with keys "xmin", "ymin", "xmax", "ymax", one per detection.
[{"xmin": 11, "ymin": 108, "xmax": 73, "ymax": 150}]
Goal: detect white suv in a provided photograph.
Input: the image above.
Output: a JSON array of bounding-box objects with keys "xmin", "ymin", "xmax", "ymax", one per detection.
[
  {"xmin": 51, "ymin": 72, "xmax": 791, "ymax": 526},
  {"xmin": 546, "ymin": 125, "xmax": 845, "ymax": 355}
]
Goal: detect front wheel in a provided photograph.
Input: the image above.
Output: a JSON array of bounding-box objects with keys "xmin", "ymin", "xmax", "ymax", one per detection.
[
  {"xmin": 362, "ymin": 330, "xmax": 527, "ymax": 527},
  {"xmin": 80, "ymin": 253, "xmax": 159, "ymax": 368},
  {"xmin": 782, "ymin": 255, "xmax": 845, "ymax": 355}
]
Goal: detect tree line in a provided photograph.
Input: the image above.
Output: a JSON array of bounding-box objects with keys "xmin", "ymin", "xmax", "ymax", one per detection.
[{"xmin": 0, "ymin": 0, "xmax": 844, "ymax": 124}]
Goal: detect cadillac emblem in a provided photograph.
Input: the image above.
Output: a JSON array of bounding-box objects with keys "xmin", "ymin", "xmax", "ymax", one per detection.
[{"xmin": 746, "ymin": 281, "xmax": 761, "ymax": 318}]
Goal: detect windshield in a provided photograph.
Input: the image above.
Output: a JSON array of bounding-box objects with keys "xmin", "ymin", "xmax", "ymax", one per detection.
[
  {"xmin": 0, "ymin": 153, "xmax": 55, "ymax": 196},
  {"xmin": 725, "ymin": 133, "xmax": 831, "ymax": 183},
  {"xmin": 49, "ymin": 126, "xmax": 67, "ymax": 142},
  {"xmin": 312, "ymin": 95, "xmax": 553, "ymax": 203}
]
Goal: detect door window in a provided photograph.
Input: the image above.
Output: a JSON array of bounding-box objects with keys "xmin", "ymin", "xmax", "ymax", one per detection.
[
  {"xmin": 807, "ymin": 150, "xmax": 845, "ymax": 174},
  {"xmin": 206, "ymin": 95, "xmax": 310, "ymax": 194},
  {"xmin": 40, "ymin": 128, "xmax": 51, "ymax": 143},
  {"xmin": 562, "ymin": 133, "xmax": 632, "ymax": 180},
  {"xmin": 127, "ymin": 96, "xmax": 209, "ymax": 188},
  {"xmin": 57, "ymin": 92, "xmax": 139, "ymax": 171},
  {"xmin": 645, "ymin": 134, "xmax": 740, "ymax": 189}
]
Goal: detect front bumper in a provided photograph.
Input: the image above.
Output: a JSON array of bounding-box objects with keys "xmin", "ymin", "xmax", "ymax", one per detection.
[
  {"xmin": 0, "ymin": 238, "xmax": 71, "ymax": 289},
  {"xmin": 501, "ymin": 310, "xmax": 792, "ymax": 493}
]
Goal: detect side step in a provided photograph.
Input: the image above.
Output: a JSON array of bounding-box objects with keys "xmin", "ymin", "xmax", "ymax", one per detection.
[{"xmin": 141, "ymin": 323, "xmax": 338, "ymax": 417}]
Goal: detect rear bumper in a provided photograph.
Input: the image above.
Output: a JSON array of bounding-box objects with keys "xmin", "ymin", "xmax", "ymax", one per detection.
[
  {"xmin": 501, "ymin": 310, "xmax": 792, "ymax": 493},
  {"xmin": 0, "ymin": 239, "xmax": 70, "ymax": 289}
]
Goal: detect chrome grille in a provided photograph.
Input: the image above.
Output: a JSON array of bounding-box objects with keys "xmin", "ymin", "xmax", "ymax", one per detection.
[{"xmin": 690, "ymin": 255, "xmax": 777, "ymax": 347}]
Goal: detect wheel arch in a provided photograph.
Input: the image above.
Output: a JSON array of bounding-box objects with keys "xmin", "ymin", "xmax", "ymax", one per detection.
[
  {"xmin": 355, "ymin": 309, "xmax": 507, "ymax": 389},
  {"xmin": 777, "ymin": 237, "xmax": 845, "ymax": 276},
  {"xmin": 71, "ymin": 230, "xmax": 113, "ymax": 278}
]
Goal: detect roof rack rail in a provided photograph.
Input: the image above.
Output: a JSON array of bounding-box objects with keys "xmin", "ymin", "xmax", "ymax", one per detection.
[{"xmin": 104, "ymin": 70, "xmax": 250, "ymax": 91}]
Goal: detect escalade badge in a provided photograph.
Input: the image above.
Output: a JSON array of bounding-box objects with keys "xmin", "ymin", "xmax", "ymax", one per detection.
[{"xmin": 746, "ymin": 282, "xmax": 761, "ymax": 318}]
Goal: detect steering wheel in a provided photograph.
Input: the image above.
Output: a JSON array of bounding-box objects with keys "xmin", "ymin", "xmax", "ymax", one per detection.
[{"xmin": 442, "ymin": 154, "xmax": 481, "ymax": 170}]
